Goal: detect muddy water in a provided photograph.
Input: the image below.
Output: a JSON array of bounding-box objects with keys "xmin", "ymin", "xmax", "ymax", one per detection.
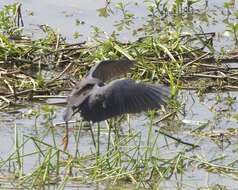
[{"xmin": 1, "ymin": 0, "xmax": 238, "ymax": 189}]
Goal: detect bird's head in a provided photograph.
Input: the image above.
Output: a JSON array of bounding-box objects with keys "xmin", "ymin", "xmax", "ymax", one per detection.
[{"xmin": 63, "ymin": 78, "xmax": 103, "ymax": 121}]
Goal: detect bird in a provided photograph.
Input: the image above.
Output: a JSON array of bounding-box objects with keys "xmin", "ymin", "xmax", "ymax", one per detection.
[{"xmin": 62, "ymin": 58, "xmax": 170, "ymax": 150}]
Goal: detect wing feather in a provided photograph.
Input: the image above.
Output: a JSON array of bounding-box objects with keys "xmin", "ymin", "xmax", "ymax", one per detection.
[
  {"xmin": 85, "ymin": 79, "xmax": 170, "ymax": 122},
  {"xmin": 88, "ymin": 59, "xmax": 135, "ymax": 82}
]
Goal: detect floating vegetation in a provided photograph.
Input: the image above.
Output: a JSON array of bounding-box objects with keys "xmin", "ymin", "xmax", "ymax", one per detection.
[{"xmin": 1, "ymin": 1, "xmax": 238, "ymax": 189}]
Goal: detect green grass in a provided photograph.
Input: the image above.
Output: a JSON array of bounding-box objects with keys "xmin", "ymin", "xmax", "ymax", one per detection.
[{"xmin": 1, "ymin": 1, "xmax": 238, "ymax": 189}]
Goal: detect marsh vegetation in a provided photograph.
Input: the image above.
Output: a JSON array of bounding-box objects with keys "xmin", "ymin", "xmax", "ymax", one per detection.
[{"xmin": 0, "ymin": 0, "xmax": 238, "ymax": 189}]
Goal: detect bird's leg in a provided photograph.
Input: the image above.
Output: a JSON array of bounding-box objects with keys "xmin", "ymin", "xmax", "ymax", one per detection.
[
  {"xmin": 97, "ymin": 123, "xmax": 100, "ymax": 153},
  {"xmin": 105, "ymin": 120, "xmax": 112, "ymax": 166},
  {"xmin": 89, "ymin": 122, "xmax": 96, "ymax": 148},
  {"xmin": 96, "ymin": 122, "xmax": 101, "ymax": 163},
  {"xmin": 63, "ymin": 121, "xmax": 69, "ymax": 151}
]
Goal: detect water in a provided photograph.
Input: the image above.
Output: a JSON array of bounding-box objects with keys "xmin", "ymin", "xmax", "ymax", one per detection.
[
  {"xmin": 1, "ymin": 0, "xmax": 238, "ymax": 189},
  {"xmin": 1, "ymin": 0, "xmax": 148, "ymax": 42}
]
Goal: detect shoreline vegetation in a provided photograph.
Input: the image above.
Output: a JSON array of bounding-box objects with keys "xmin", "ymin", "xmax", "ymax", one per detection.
[{"xmin": 0, "ymin": 1, "xmax": 238, "ymax": 189}]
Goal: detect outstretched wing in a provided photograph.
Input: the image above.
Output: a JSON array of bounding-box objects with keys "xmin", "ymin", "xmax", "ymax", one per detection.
[
  {"xmin": 87, "ymin": 59, "xmax": 135, "ymax": 82},
  {"xmin": 83, "ymin": 79, "xmax": 170, "ymax": 122}
]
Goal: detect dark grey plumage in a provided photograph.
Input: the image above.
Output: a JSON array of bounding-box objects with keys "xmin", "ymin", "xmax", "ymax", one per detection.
[{"xmin": 63, "ymin": 59, "xmax": 170, "ymax": 123}]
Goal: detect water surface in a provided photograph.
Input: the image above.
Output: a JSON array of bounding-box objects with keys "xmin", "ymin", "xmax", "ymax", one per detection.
[{"xmin": 1, "ymin": 0, "xmax": 238, "ymax": 189}]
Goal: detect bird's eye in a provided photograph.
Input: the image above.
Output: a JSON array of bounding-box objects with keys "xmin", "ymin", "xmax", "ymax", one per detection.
[{"xmin": 98, "ymin": 82, "xmax": 104, "ymax": 87}]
